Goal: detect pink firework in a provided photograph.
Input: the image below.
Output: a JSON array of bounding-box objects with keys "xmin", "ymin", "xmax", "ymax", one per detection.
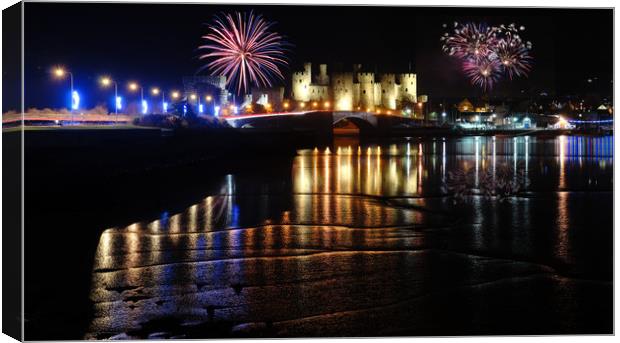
[
  {"xmin": 199, "ymin": 11, "xmax": 289, "ymax": 94},
  {"xmin": 441, "ymin": 22, "xmax": 498, "ymax": 60},
  {"xmin": 441, "ymin": 21, "xmax": 533, "ymax": 91},
  {"xmin": 462, "ymin": 58, "xmax": 501, "ymax": 91}
]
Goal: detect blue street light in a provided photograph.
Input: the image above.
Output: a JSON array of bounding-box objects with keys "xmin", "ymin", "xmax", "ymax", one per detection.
[
  {"xmin": 71, "ymin": 90, "xmax": 80, "ymax": 110},
  {"xmin": 141, "ymin": 99, "xmax": 148, "ymax": 115},
  {"xmin": 183, "ymin": 104, "xmax": 187, "ymax": 116},
  {"xmin": 163, "ymin": 102, "xmax": 168, "ymax": 113},
  {"xmin": 116, "ymin": 96, "xmax": 122, "ymax": 111},
  {"xmin": 214, "ymin": 105, "xmax": 220, "ymax": 117},
  {"xmin": 199, "ymin": 103, "xmax": 204, "ymax": 114}
]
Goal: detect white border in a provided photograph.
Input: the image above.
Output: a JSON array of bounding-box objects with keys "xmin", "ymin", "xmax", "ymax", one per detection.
[{"xmin": 0, "ymin": 1, "xmax": 617, "ymax": 343}]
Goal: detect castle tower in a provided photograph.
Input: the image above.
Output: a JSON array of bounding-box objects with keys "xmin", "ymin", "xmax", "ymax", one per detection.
[
  {"xmin": 380, "ymin": 74, "xmax": 397, "ymax": 110},
  {"xmin": 357, "ymin": 72, "xmax": 375, "ymax": 111},
  {"xmin": 291, "ymin": 62, "xmax": 312, "ymax": 102},
  {"xmin": 316, "ymin": 64, "xmax": 329, "ymax": 85},
  {"xmin": 331, "ymin": 72, "xmax": 354, "ymax": 111},
  {"xmin": 352, "ymin": 64, "xmax": 362, "ymax": 83},
  {"xmin": 398, "ymin": 73, "xmax": 417, "ymax": 104}
]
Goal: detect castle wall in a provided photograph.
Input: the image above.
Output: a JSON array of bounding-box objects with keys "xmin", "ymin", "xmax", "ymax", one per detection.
[
  {"xmin": 331, "ymin": 73, "xmax": 354, "ymax": 111},
  {"xmin": 309, "ymin": 85, "xmax": 329, "ymax": 101},
  {"xmin": 374, "ymin": 83, "xmax": 382, "ymax": 107}
]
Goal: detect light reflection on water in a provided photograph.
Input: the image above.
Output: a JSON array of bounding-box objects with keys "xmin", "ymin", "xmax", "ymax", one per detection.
[{"xmin": 87, "ymin": 135, "xmax": 613, "ymax": 339}]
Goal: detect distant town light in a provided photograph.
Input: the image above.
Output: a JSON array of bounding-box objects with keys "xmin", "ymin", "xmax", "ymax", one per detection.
[{"xmin": 441, "ymin": 111, "xmax": 447, "ymax": 117}]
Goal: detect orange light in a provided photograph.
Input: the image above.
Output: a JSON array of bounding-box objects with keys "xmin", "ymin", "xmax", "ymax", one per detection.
[
  {"xmin": 151, "ymin": 87, "xmax": 160, "ymax": 95},
  {"xmin": 205, "ymin": 95, "xmax": 212, "ymax": 102},
  {"xmin": 312, "ymin": 102, "xmax": 318, "ymax": 107},
  {"xmin": 54, "ymin": 68, "xmax": 65, "ymax": 77},
  {"xmin": 171, "ymin": 91, "xmax": 180, "ymax": 99},
  {"xmin": 128, "ymin": 82, "xmax": 138, "ymax": 91},
  {"xmin": 323, "ymin": 101, "xmax": 330, "ymax": 108},
  {"xmin": 300, "ymin": 102, "xmax": 306, "ymax": 108}
]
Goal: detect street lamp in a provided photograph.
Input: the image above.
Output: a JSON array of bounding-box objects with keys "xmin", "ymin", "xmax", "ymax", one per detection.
[
  {"xmin": 128, "ymin": 82, "xmax": 145, "ymax": 115},
  {"xmin": 53, "ymin": 66, "xmax": 75, "ymax": 123},
  {"xmin": 151, "ymin": 87, "xmax": 165, "ymax": 114},
  {"xmin": 128, "ymin": 82, "xmax": 143, "ymax": 100},
  {"xmin": 100, "ymin": 76, "xmax": 119, "ymax": 116}
]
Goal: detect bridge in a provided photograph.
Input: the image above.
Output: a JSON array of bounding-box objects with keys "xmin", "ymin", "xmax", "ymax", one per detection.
[{"xmin": 221, "ymin": 110, "xmax": 415, "ymax": 135}]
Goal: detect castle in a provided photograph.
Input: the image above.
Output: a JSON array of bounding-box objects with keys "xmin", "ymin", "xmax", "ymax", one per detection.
[{"xmin": 291, "ymin": 62, "xmax": 417, "ymax": 111}]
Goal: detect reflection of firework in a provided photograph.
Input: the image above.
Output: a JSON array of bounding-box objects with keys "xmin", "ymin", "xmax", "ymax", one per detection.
[
  {"xmin": 199, "ymin": 11, "xmax": 289, "ymax": 94},
  {"xmin": 463, "ymin": 58, "xmax": 501, "ymax": 91},
  {"xmin": 441, "ymin": 21, "xmax": 533, "ymax": 90}
]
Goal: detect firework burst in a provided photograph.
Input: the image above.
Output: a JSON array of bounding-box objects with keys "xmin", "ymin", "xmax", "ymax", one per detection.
[
  {"xmin": 199, "ymin": 11, "xmax": 289, "ymax": 94},
  {"xmin": 442, "ymin": 22, "xmax": 497, "ymax": 60},
  {"xmin": 463, "ymin": 58, "xmax": 501, "ymax": 91},
  {"xmin": 496, "ymin": 36, "xmax": 533, "ymax": 79},
  {"xmin": 441, "ymin": 21, "xmax": 533, "ymax": 91}
]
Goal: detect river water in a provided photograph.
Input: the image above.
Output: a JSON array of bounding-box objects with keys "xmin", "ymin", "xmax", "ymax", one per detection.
[{"xmin": 85, "ymin": 135, "xmax": 613, "ymax": 338}]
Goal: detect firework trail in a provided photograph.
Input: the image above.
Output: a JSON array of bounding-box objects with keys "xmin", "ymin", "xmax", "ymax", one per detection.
[
  {"xmin": 441, "ymin": 21, "xmax": 533, "ymax": 90},
  {"xmin": 199, "ymin": 11, "xmax": 289, "ymax": 94}
]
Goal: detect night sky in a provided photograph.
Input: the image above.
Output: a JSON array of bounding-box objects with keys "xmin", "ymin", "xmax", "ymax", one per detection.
[{"xmin": 14, "ymin": 3, "xmax": 614, "ymax": 111}]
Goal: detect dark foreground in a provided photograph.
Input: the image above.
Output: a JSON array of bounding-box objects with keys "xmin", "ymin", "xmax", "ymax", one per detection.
[{"xmin": 24, "ymin": 130, "xmax": 613, "ymax": 339}]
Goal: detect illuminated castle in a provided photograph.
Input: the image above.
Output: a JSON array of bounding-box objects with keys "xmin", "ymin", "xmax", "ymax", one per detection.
[{"xmin": 291, "ymin": 62, "xmax": 417, "ymax": 111}]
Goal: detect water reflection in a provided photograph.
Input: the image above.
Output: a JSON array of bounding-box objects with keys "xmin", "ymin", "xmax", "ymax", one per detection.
[{"xmin": 87, "ymin": 135, "xmax": 613, "ymax": 339}]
